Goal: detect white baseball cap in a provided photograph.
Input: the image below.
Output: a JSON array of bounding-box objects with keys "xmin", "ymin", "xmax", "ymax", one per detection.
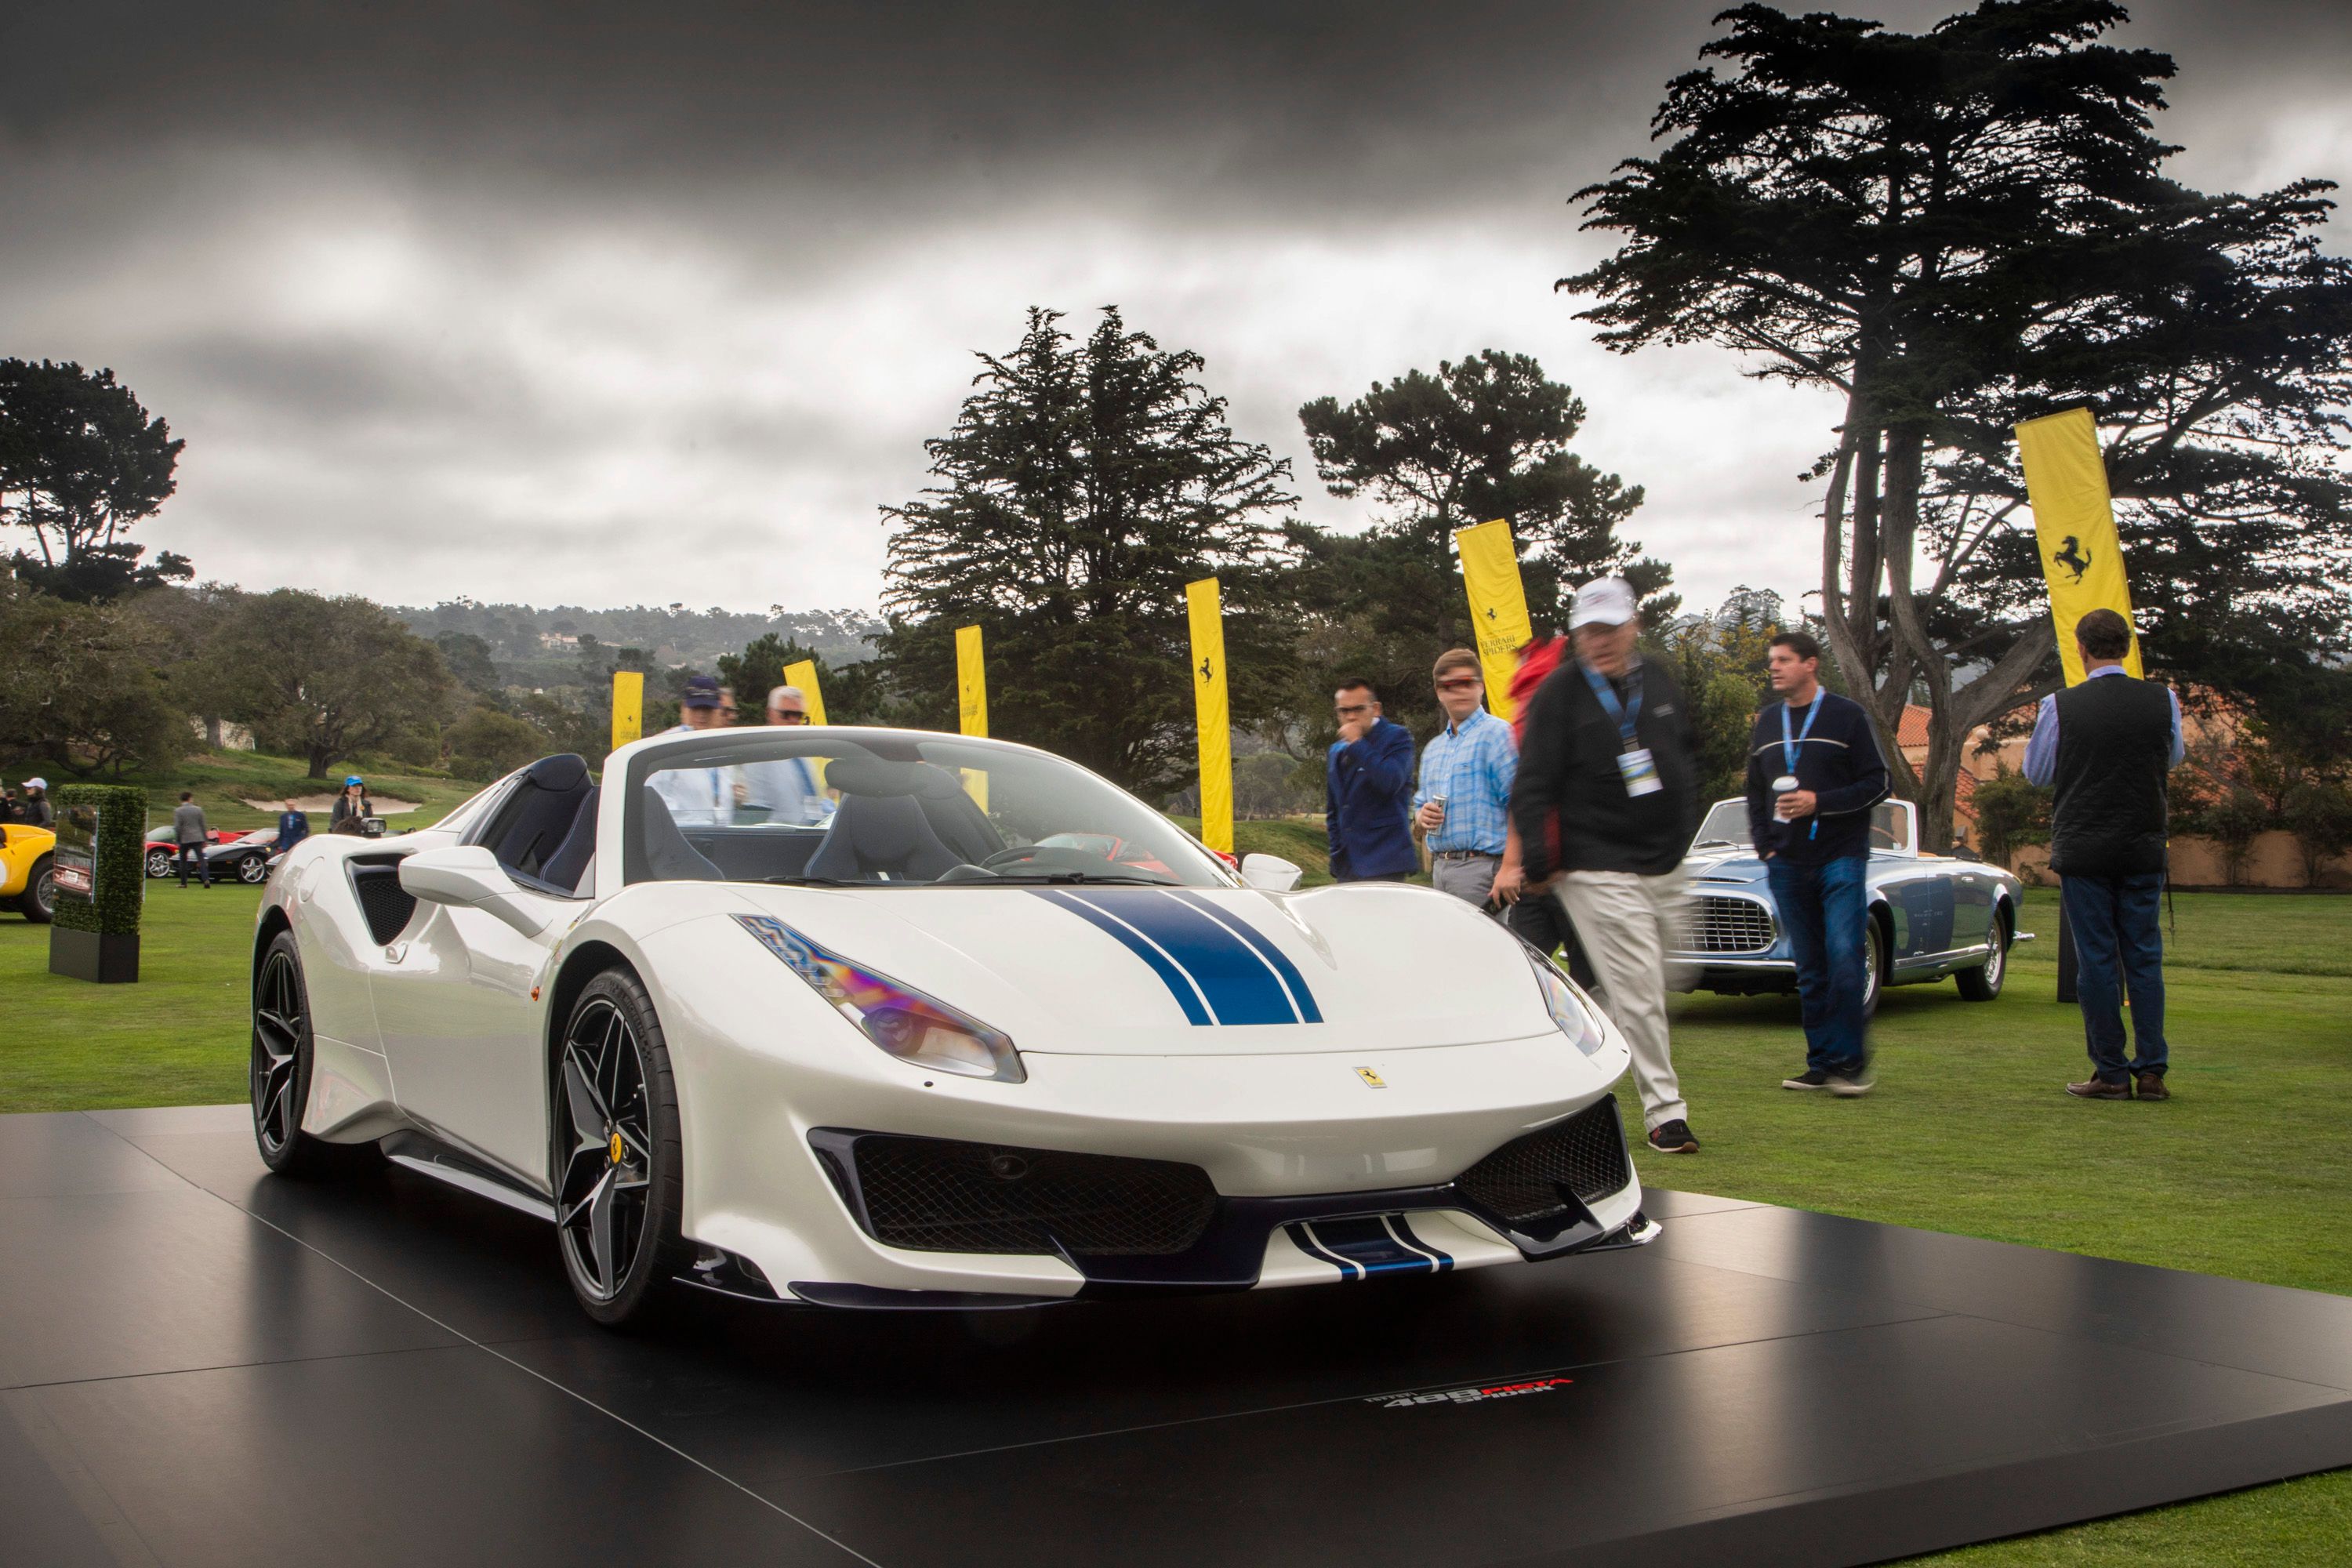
[
  {"xmin": 21, "ymin": 777, "xmax": 47, "ymax": 790},
  {"xmin": 1567, "ymin": 578, "xmax": 1639, "ymax": 630}
]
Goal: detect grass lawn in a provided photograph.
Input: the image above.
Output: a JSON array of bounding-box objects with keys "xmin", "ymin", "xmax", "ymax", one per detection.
[{"xmin": 0, "ymin": 880, "xmax": 2343, "ymax": 1562}]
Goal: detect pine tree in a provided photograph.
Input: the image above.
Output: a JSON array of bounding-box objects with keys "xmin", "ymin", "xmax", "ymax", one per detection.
[{"xmin": 874, "ymin": 307, "xmax": 1297, "ymax": 794}]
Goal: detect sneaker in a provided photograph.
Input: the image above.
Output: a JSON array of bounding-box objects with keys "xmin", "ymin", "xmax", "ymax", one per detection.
[
  {"xmin": 2135, "ymin": 1073, "xmax": 2169, "ymax": 1102},
  {"xmin": 1828, "ymin": 1069, "xmax": 1875, "ymax": 1098},
  {"xmin": 1646, "ymin": 1119, "xmax": 1699, "ymax": 1153},
  {"xmin": 2066, "ymin": 1076, "xmax": 2130, "ymax": 1100},
  {"xmin": 1782, "ymin": 1069, "xmax": 1831, "ymax": 1091}
]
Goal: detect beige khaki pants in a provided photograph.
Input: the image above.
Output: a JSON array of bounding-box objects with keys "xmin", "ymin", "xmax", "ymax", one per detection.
[{"xmin": 1555, "ymin": 869, "xmax": 1688, "ymax": 1131}]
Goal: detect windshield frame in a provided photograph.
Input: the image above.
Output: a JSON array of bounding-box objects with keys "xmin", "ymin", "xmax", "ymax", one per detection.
[{"xmin": 616, "ymin": 727, "xmax": 1240, "ymax": 891}]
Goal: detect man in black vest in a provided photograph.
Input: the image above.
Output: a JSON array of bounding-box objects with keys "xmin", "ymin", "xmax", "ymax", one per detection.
[{"xmin": 2024, "ymin": 608, "xmax": 2183, "ymax": 1101}]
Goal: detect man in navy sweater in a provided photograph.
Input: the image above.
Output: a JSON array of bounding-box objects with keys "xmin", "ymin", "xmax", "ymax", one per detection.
[
  {"xmin": 1744, "ymin": 631, "xmax": 1889, "ymax": 1095},
  {"xmin": 1325, "ymin": 677, "xmax": 1417, "ymax": 883}
]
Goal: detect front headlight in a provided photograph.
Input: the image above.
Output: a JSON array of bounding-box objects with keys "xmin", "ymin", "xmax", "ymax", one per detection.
[
  {"xmin": 1525, "ymin": 947, "xmax": 1606, "ymax": 1058},
  {"xmin": 733, "ymin": 914, "xmax": 1025, "ymax": 1083}
]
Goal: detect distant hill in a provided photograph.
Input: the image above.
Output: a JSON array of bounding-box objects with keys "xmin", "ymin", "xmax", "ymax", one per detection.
[{"xmin": 393, "ymin": 601, "xmax": 882, "ymax": 670}]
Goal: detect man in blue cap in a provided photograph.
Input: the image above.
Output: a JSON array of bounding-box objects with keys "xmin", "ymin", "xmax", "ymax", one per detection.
[{"xmin": 652, "ymin": 673, "xmax": 738, "ymax": 826}]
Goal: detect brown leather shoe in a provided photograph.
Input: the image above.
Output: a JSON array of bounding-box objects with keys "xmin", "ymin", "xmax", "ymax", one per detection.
[
  {"xmin": 2136, "ymin": 1073, "xmax": 2170, "ymax": 1102},
  {"xmin": 2066, "ymin": 1077, "xmax": 2131, "ymax": 1100}
]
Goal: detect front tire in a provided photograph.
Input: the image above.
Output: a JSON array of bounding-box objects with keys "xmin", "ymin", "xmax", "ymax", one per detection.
[
  {"xmin": 1860, "ymin": 916, "xmax": 1886, "ymax": 1016},
  {"xmin": 18, "ymin": 855, "xmax": 55, "ymax": 923},
  {"xmin": 251, "ymin": 932, "xmax": 382, "ymax": 1176},
  {"xmin": 146, "ymin": 847, "xmax": 175, "ymax": 879},
  {"xmin": 552, "ymin": 969, "xmax": 688, "ymax": 1328},
  {"xmin": 1956, "ymin": 911, "xmax": 2011, "ymax": 1001},
  {"xmin": 236, "ymin": 853, "xmax": 269, "ymax": 885}
]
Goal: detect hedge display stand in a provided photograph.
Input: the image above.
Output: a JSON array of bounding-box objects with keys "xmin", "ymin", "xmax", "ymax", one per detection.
[{"xmin": 49, "ymin": 783, "xmax": 147, "ymax": 985}]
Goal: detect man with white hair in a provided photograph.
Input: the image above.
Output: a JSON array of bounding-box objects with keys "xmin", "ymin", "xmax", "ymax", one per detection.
[
  {"xmin": 739, "ymin": 683, "xmax": 829, "ymax": 826},
  {"xmin": 1510, "ymin": 579, "xmax": 1703, "ymax": 1155}
]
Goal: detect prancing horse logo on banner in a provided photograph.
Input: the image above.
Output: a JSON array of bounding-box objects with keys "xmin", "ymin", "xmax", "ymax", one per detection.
[{"xmin": 2052, "ymin": 534, "xmax": 2092, "ymax": 583}]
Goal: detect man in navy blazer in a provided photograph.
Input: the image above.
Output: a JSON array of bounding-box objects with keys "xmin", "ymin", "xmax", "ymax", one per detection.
[{"xmin": 1325, "ymin": 677, "xmax": 1418, "ymax": 882}]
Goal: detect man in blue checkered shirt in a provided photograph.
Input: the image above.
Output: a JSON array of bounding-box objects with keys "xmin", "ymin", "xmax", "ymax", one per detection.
[{"xmin": 1412, "ymin": 648, "xmax": 1520, "ymax": 910}]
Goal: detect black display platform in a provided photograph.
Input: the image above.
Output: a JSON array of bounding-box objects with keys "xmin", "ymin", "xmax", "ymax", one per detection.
[{"xmin": 3, "ymin": 1105, "xmax": 2347, "ymax": 1568}]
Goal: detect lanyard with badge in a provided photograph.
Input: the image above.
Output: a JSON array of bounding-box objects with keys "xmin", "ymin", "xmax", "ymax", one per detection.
[
  {"xmin": 1583, "ymin": 664, "xmax": 1663, "ymax": 797},
  {"xmin": 1779, "ymin": 694, "xmax": 1824, "ymax": 840}
]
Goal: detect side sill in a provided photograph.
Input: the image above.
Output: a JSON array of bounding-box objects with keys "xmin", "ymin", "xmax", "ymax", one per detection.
[{"xmin": 381, "ymin": 1131, "xmax": 557, "ymax": 1221}]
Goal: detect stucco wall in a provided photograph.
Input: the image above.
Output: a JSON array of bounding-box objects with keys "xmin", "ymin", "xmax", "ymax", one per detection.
[{"xmin": 2006, "ymin": 833, "xmax": 2349, "ymax": 890}]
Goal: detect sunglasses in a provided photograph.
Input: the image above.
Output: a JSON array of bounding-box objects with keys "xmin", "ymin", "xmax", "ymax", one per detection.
[
  {"xmin": 1436, "ymin": 677, "xmax": 1483, "ymax": 692},
  {"xmin": 771, "ymin": 710, "xmax": 809, "ymax": 724}
]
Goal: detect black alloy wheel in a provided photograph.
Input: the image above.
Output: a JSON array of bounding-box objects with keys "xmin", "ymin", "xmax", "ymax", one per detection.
[
  {"xmin": 237, "ymin": 852, "xmax": 270, "ymax": 885},
  {"xmin": 146, "ymin": 846, "xmax": 175, "ymax": 879},
  {"xmin": 19, "ymin": 855, "xmax": 56, "ymax": 924},
  {"xmin": 251, "ymin": 931, "xmax": 380, "ymax": 1176},
  {"xmin": 554, "ymin": 970, "xmax": 687, "ymax": 1327}
]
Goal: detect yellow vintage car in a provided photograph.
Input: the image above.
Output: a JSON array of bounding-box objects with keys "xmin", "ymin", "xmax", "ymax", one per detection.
[{"xmin": 2, "ymin": 823, "xmax": 58, "ymax": 924}]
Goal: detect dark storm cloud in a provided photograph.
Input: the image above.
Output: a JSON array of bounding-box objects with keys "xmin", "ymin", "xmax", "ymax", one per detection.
[{"xmin": 2, "ymin": 2, "xmax": 2347, "ymax": 611}]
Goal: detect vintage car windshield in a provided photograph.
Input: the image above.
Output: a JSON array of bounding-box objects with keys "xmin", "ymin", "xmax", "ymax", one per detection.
[
  {"xmin": 623, "ymin": 731, "xmax": 1230, "ymax": 889},
  {"xmin": 1690, "ymin": 799, "xmax": 1914, "ymax": 855}
]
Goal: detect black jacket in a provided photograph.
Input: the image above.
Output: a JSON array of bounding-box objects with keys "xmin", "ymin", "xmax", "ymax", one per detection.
[
  {"xmin": 1742, "ymin": 691, "xmax": 1889, "ymax": 864},
  {"xmin": 1511, "ymin": 657, "xmax": 1699, "ymax": 880}
]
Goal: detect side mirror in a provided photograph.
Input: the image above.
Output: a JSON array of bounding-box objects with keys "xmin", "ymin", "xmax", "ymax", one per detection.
[
  {"xmin": 360, "ymin": 816, "xmax": 387, "ymax": 838},
  {"xmin": 397, "ymin": 846, "xmax": 549, "ymax": 937},
  {"xmin": 1240, "ymin": 853, "xmax": 1303, "ymax": 893}
]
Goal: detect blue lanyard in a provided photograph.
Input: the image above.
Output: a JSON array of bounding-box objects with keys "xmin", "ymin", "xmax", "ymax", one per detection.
[
  {"xmin": 1780, "ymin": 695, "xmax": 1823, "ymax": 773},
  {"xmin": 1780, "ymin": 695, "xmax": 1824, "ymax": 839},
  {"xmin": 1581, "ymin": 663, "xmax": 1642, "ymax": 747}
]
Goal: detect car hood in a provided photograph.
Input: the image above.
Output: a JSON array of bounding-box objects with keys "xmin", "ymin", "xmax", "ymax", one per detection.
[
  {"xmin": 711, "ymin": 881, "xmax": 1560, "ymax": 1056},
  {"xmin": 1687, "ymin": 855, "xmax": 1769, "ymax": 884}
]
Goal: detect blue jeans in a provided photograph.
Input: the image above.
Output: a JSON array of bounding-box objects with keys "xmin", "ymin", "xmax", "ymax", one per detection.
[
  {"xmin": 1767, "ymin": 855, "xmax": 1871, "ymax": 1076},
  {"xmin": 2061, "ymin": 873, "xmax": 2167, "ymax": 1083}
]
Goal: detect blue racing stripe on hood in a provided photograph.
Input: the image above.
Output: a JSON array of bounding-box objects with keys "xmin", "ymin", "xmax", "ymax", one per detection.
[
  {"xmin": 1028, "ymin": 886, "xmax": 1316, "ymax": 1025},
  {"xmin": 1031, "ymin": 887, "xmax": 1213, "ymax": 1025},
  {"xmin": 1161, "ymin": 889, "xmax": 1324, "ymax": 1024}
]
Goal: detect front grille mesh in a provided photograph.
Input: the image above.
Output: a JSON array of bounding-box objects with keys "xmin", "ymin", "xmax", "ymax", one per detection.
[
  {"xmin": 1454, "ymin": 1100, "xmax": 1632, "ymax": 1224},
  {"xmin": 1684, "ymin": 895, "xmax": 1777, "ymax": 953},
  {"xmin": 848, "ymin": 1135, "xmax": 1217, "ymax": 1256}
]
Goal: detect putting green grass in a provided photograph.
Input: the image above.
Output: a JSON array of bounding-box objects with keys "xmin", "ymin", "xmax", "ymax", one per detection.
[{"xmin": 0, "ymin": 882, "xmax": 2343, "ymax": 1562}]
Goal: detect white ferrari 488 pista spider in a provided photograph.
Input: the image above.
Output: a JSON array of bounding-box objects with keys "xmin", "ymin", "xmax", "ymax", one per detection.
[{"xmin": 251, "ymin": 727, "xmax": 1655, "ymax": 1324}]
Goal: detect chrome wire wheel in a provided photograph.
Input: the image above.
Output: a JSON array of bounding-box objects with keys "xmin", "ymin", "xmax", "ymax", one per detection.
[
  {"xmin": 252, "ymin": 947, "xmax": 305, "ymax": 1160},
  {"xmin": 556, "ymin": 998, "xmax": 655, "ymax": 1305},
  {"xmin": 147, "ymin": 848, "xmax": 174, "ymax": 879},
  {"xmin": 1861, "ymin": 919, "xmax": 1884, "ymax": 1015}
]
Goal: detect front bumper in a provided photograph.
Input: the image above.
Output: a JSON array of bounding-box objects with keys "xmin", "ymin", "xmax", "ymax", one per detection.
[{"xmin": 691, "ymin": 1101, "xmax": 1650, "ymax": 1308}]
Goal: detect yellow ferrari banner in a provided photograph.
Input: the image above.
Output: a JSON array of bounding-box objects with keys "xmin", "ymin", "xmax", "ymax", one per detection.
[
  {"xmin": 1185, "ymin": 578, "xmax": 1233, "ymax": 855},
  {"xmin": 1454, "ymin": 517, "xmax": 1535, "ymax": 720},
  {"xmin": 954, "ymin": 624, "xmax": 988, "ymax": 810},
  {"xmin": 781, "ymin": 659, "xmax": 827, "ymax": 725},
  {"xmin": 2016, "ymin": 407, "xmax": 2143, "ymax": 685},
  {"xmin": 609, "ymin": 670, "xmax": 643, "ymax": 754}
]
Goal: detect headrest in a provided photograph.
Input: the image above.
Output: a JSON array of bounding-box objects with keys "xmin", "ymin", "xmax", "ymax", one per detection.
[
  {"xmin": 821, "ymin": 756, "xmax": 964, "ymax": 800},
  {"xmin": 525, "ymin": 753, "xmax": 590, "ymax": 791}
]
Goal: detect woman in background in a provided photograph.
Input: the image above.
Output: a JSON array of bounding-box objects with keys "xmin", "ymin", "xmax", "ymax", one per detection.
[{"xmin": 329, "ymin": 775, "xmax": 374, "ymax": 834}]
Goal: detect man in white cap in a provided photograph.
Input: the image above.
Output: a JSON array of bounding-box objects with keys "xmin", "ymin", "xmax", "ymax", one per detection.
[{"xmin": 1509, "ymin": 579, "xmax": 1703, "ymax": 1154}]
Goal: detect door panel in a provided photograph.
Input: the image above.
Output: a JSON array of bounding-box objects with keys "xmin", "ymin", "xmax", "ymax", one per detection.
[{"xmin": 368, "ymin": 899, "xmax": 563, "ymax": 1188}]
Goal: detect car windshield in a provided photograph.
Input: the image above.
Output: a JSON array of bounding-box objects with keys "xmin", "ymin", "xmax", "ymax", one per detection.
[
  {"xmin": 622, "ymin": 731, "xmax": 1230, "ymax": 889},
  {"xmin": 1689, "ymin": 799, "xmax": 1913, "ymax": 854}
]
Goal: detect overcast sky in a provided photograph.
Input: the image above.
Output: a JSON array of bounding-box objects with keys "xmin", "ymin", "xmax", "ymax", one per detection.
[{"xmin": 4, "ymin": 1, "xmax": 2347, "ymax": 620}]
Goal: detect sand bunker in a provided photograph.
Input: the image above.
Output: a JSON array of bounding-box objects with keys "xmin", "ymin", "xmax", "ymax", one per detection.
[{"xmin": 242, "ymin": 795, "xmax": 423, "ymax": 815}]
